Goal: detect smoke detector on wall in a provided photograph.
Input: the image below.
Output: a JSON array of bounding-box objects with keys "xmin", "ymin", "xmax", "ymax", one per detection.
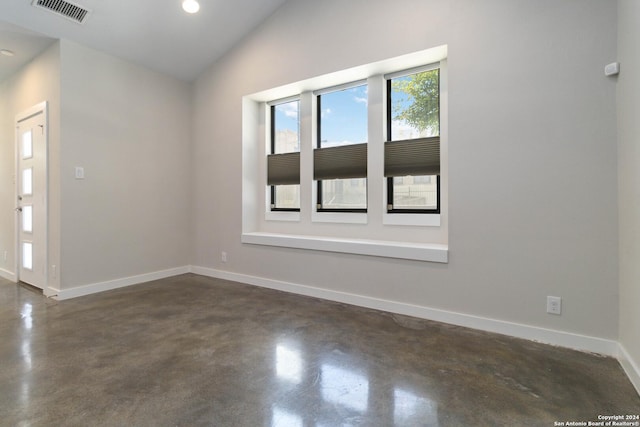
[
  {"xmin": 604, "ymin": 62, "xmax": 620, "ymax": 77},
  {"xmin": 32, "ymin": 0, "xmax": 91, "ymax": 24}
]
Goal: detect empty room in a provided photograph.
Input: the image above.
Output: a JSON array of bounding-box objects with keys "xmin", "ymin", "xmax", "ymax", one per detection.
[{"xmin": 0, "ymin": 0, "xmax": 639, "ymax": 425}]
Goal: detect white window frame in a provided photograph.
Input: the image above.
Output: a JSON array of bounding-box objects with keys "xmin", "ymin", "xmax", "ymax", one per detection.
[
  {"xmin": 267, "ymin": 96, "xmax": 302, "ymax": 216},
  {"xmin": 313, "ymin": 79, "xmax": 369, "ymax": 218},
  {"xmin": 383, "ymin": 62, "xmax": 446, "ymax": 227}
]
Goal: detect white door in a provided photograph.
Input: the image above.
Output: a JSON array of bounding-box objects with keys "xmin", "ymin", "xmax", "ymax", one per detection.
[{"xmin": 17, "ymin": 109, "xmax": 47, "ymax": 289}]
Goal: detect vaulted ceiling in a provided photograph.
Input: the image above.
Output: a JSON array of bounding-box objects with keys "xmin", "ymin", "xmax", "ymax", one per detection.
[{"xmin": 0, "ymin": 0, "xmax": 288, "ymax": 82}]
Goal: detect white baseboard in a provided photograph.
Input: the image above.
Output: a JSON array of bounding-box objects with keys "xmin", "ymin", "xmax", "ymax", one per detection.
[
  {"xmin": 619, "ymin": 344, "xmax": 640, "ymax": 396},
  {"xmin": 53, "ymin": 266, "xmax": 190, "ymax": 300},
  {"xmin": 0, "ymin": 268, "xmax": 16, "ymax": 282},
  {"xmin": 190, "ymin": 265, "xmax": 619, "ymax": 356},
  {"xmin": 44, "ymin": 286, "xmax": 60, "ymax": 298}
]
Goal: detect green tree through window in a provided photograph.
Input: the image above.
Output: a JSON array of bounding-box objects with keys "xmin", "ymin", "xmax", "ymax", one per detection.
[{"xmin": 391, "ymin": 69, "xmax": 439, "ymax": 138}]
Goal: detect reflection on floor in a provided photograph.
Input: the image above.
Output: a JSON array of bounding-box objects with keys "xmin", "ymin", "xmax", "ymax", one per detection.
[{"xmin": 0, "ymin": 274, "xmax": 638, "ymax": 426}]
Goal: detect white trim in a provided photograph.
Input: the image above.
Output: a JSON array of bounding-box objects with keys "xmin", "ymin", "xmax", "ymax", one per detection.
[
  {"xmin": 312, "ymin": 211, "xmax": 368, "ymax": 224},
  {"xmin": 191, "ymin": 266, "xmax": 619, "ymax": 356},
  {"xmin": 312, "ymin": 79, "xmax": 368, "ymax": 96},
  {"xmin": 619, "ymin": 343, "xmax": 640, "ymax": 396},
  {"xmin": 52, "ymin": 266, "xmax": 190, "ymax": 300},
  {"xmin": 249, "ymin": 46, "xmax": 448, "ymax": 103},
  {"xmin": 265, "ymin": 211, "xmax": 300, "ymax": 222},
  {"xmin": 15, "ymin": 102, "xmax": 48, "ymax": 124},
  {"xmin": 267, "ymin": 95, "xmax": 300, "ymax": 107},
  {"xmin": 241, "ymin": 231, "xmax": 448, "ymax": 263},
  {"xmin": 43, "ymin": 286, "xmax": 58, "ymax": 297},
  {"xmin": 0, "ymin": 268, "xmax": 16, "ymax": 282},
  {"xmin": 383, "ymin": 213, "xmax": 441, "ymax": 227},
  {"xmin": 384, "ymin": 62, "xmax": 441, "ymax": 80}
]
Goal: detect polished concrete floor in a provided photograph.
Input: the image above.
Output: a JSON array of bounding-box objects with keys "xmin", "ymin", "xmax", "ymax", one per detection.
[{"xmin": 0, "ymin": 274, "xmax": 638, "ymax": 426}]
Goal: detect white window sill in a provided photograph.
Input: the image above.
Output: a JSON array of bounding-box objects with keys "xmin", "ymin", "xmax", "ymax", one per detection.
[
  {"xmin": 383, "ymin": 213, "xmax": 441, "ymax": 227},
  {"xmin": 241, "ymin": 232, "xmax": 448, "ymax": 263}
]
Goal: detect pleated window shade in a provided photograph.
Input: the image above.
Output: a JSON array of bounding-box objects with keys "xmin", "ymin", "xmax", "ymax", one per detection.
[
  {"xmin": 384, "ymin": 136, "xmax": 440, "ymax": 177},
  {"xmin": 314, "ymin": 143, "xmax": 367, "ymax": 180},
  {"xmin": 267, "ymin": 152, "xmax": 300, "ymax": 185}
]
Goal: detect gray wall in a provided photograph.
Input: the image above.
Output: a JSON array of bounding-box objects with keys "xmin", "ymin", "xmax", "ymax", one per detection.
[
  {"xmin": 58, "ymin": 40, "xmax": 191, "ymax": 289},
  {"xmin": 617, "ymin": 0, "xmax": 640, "ymax": 386},
  {"xmin": 0, "ymin": 42, "xmax": 61, "ymax": 288},
  {"xmin": 192, "ymin": 0, "xmax": 619, "ymax": 339},
  {"xmin": 0, "ymin": 39, "xmax": 191, "ymax": 292}
]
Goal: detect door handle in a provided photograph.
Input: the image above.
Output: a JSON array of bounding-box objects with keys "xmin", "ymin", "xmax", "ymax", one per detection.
[
  {"xmin": 18, "ymin": 196, "xmax": 22, "ymax": 201},
  {"xmin": 15, "ymin": 207, "xmax": 22, "ymax": 212}
]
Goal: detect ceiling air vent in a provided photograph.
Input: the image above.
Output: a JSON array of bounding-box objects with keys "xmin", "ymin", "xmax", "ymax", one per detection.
[{"xmin": 32, "ymin": 0, "xmax": 91, "ymax": 24}]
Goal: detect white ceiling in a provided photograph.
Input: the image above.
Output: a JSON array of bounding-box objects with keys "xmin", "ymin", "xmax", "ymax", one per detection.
[{"xmin": 0, "ymin": 0, "xmax": 288, "ymax": 82}]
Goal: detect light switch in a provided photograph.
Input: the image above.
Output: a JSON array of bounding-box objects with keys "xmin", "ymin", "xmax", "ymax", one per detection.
[{"xmin": 75, "ymin": 167, "xmax": 85, "ymax": 179}]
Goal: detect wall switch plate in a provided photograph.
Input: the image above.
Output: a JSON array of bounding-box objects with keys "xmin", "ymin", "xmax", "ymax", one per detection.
[
  {"xmin": 75, "ymin": 166, "xmax": 85, "ymax": 179},
  {"xmin": 547, "ymin": 296, "xmax": 562, "ymax": 315}
]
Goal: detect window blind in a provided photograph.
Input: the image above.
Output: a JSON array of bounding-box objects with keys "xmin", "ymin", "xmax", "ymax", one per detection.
[
  {"xmin": 314, "ymin": 143, "xmax": 367, "ymax": 181},
  {"xmin": 384, "ymin": 136, "xmax": 440, "ymax": 177},
  {"xmin": 267, "ymin": 152, "xmax": 300, "ymax": 185}
]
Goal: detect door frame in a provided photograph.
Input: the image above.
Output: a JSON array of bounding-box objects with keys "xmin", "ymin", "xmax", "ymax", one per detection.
[{"xmin": 14, "ymin": 101, "xmax": 49, "ymax": 292}]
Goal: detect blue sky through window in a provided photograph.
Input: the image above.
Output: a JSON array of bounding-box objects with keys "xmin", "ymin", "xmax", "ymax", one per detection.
[
  {"xmin": 273, "ymin": 85, "xmax": 370, "ymax": 149},
  {"xmin": 273, "ymin": 100, "xmax": 300, "ymax": 153},
  {"xmin": 319, "ymin": 85, "xmax": 368, "ymax": 148},
  {"xmin": 274, "ymin": 101, "xmax": 299, "ymax": 133}
]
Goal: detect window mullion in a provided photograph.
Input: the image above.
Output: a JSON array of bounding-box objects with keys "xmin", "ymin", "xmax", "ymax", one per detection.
[
  {"xmin": 367, "ymin": 75, "xmax": 385, "ymax": 225},
  {"xmin": 299, "ymin": 91, "xmax": 314, "ymax": 221}
]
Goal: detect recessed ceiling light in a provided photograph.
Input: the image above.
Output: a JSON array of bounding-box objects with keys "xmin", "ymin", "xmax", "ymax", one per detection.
[
  {"xmin": 182, "ymin": 0, "xmax": 200, "ymax": 14},
  {"xmin": 1, "ymin": 49, "xmax": 15, "ymax": 57}
]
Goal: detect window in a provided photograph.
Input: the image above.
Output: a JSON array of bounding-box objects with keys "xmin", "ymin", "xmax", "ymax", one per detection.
[
  {"xmin": 386, "ymin": 67, "xmax": 440, "ymax": 213},
  {"xmin": 268, "ymin": 99, "xmax": 300, "ymax": 211},
  {"xmin": 247, "ymin": 48, "xmax": 448, "ymax": 261},
  {"xmin": 22, "ymin": 130, "xmax": 33, "ymax": 159},
  {"xmin": 316, "ymin": 83, "xmax": 368, "ymax": 212},
  {"xmin": 22, "ymin": 168, "xmax": 33, "ymax": 195}
]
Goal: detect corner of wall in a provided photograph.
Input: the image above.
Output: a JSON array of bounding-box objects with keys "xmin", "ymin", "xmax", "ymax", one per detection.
[{"xmin": 616, "ymin": 0, "xmax": 640, "ymax": 396}]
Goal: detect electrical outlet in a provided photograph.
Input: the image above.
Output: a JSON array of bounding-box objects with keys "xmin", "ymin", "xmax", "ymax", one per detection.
[
  {"xmin": 3, "ymin": 250, "xmax": 6, "ymax": 262},
  {"xmin": 221, "ymin": 251, "xmax": 228, "ymax": 263},
  {"xmin": 547, "ymin": 296, "xmax": 562, "ymax": 315}
]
